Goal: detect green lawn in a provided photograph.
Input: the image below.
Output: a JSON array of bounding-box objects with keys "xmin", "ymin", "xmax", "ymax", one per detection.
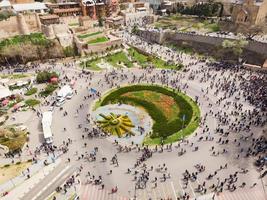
[
  {"xmin": 128, "ymin": 47, "xmax": 182, "ymax": 70},
  {"xmin": 81, "ymin": 60, "xmax": 102, "ymax": 71},
  {"xmin": 87, "ymin": 37, "xmax": 109, "ymax": 44},
  {"xmin": 25, "ymin": 99, "xmax": 40, "ymax": 107},
  {"xmin": 39, "ymin": 84, "xmax": 58, "ymax": 97},
  {"xmin": 81, "ymin": 51, "xmax": 133, "ymax": 70},
  {"xmin": 97, "ymin": 84, "xmax": 200, "ymax": 145},
  {"xmin": 0, "ymin": 33, "xmax": 51, "ymax": 50},
  {"xmin": 24, "ymin": 87, "xmax": 37, "ymax": 96},
  {"xmin": 155, "ymin": 14, "xmax": 220, "ymax": 33},
  {"xmin": 128, "ymin": 48, "xmax": 148, "ymax": 66},
  {"xmin": 152, "ymin": 57, "xmax": 179, "ymax": 70},
  {"xmin": 78, "ymin": 31, "xmax": 103, "ymax": 39},
  {"xmin": 0, "ymin": 74, "xmax": 28, "ymax": 79},
  {"xmin": 106, "ymin": 51, "xmax": 133, "ymax": 68}
]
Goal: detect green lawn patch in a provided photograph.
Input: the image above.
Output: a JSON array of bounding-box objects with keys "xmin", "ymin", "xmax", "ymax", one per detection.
[
  {"xmin": 87, "ymin": 37, "xmax": 109, "ymax": 44},
  {"xmin": 39, "ymin": 84, "xmax": 58, "ymax": 97},
  {"xmin": 24, "ymin": 87, "xmax": 37, "ymax": 96},
  {"xmin": 154, "ymin": 15, "xmax": 220, "ymax": 33},
  {"xmin": 0, "ymin": 74, "xmax": 28, "ymax": 79},
  {"xmin": 78, "ymin": 31, "xmax": 102, "ymax": 39},
  {"xmin": 25, "ymin": 99, "xmax": 40, "ymax": 107},
  {"xmin": 0, "ymin": 33, "xmax": 51, "ymax": 50},
  {"xmin": 128, "ymin": 47, "xmax": 183, "ymax": 70},
  {"xmin": 106, "ymin": 51, "xmax": 133, "ymax": 68},
  {"xmin": 81, "ymin": 51, "xmax": 133, "ymax": 70},
  {"xmin": 128, "ymin": 48, "xmax": 148, "ymax": 66},
  {"xmin": 96, "ymin": 84, "xmax": 200, "ymax": 145},
  {"xmin": 81, "ymin": 59, "xmax": 102, "ymax": 71}
]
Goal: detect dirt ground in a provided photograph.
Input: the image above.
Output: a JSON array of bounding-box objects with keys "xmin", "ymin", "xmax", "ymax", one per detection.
[{"xmin": 0, "ymin": 162, "xmax": 31, "ymax": 185}]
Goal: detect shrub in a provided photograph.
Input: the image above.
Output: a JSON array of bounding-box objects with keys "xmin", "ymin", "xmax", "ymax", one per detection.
[
  {"xmin": 63, "ymin": 46, "xmax": 76, "ymax": 57},
  {"xmin": 36, "ymin": 71, "xmax": 58, "ymax": 84},
  {"xmin": 39, "ymin": 84, "xmax": 58, "ymax": 97}
]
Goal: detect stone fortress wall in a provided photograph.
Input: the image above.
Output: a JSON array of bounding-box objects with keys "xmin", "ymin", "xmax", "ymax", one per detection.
[
  {"xmin": 138, "ymin": 29, "xmax": 267, "ymax": 63},
  {"xmin": 0, "ymin": 14, "xmax": 40, "ymax": 40}
]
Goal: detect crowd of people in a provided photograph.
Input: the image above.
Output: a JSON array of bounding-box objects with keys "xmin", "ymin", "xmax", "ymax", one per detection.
[{"xmin": 0, "ymin": 28, "xmax": 266, "ymax": 200}]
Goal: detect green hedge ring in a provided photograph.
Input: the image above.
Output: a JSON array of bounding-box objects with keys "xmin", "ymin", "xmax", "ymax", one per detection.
[{"xmin": 94, "ymin": 84, "xmax": 201, "ymax": 145}]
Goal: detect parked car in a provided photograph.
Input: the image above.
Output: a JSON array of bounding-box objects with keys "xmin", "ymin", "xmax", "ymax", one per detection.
[
  {"xmin": 56, "ymin": 98, "xmax": 65, "ymax": 107},
  {"xmin": 13, "ymin": 68, "xmax": 27, "ymax": 73}
]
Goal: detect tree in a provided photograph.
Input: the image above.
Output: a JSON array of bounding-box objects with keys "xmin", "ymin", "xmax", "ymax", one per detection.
[
  {"xmin": 222, "ymin": 39, "xmax": 248, "ymax": 58},
  {"xmin": 176, "ymin": 3, "xmax": 185, "ymax": 13},
  {"xmin": 98, "ymin": 17, "xmax": 104, "ymax": 27},
  {"xmin": 131, "ymin": 25, "xmax": 139, "ymax": 34},
  {"xmin": 246, "ymin": 25, "xmax": 263, "ymax": 40}
]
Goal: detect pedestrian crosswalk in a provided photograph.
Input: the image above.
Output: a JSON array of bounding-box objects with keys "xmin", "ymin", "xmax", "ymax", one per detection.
[
  {"xmin": 215, "ymin": 188, "xmax": 266, "ymax": 200},
  {"xmin": 79, "ymin": 182, "xmax": 266, "ymax": 200},
  {"xmin": 135, "ymin": 180, "xmax": 185, "ymax": 200},
  {"xmin": 79, "ymin": 184, "xmax": 128, "ymax": 200}
]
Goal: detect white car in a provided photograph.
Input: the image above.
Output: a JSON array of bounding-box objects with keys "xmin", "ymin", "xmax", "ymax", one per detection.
[
  {"xmin": 56, "ymin": 98, "xmax": 65, "ymax": 107},
  {"xmin": 66, "ymin": 92, "xmax": 73, "ymax": 99}
]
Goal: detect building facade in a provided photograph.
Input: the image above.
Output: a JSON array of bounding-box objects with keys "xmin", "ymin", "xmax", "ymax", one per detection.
[{"xmin": 231, "ymin": 0, "xmax": 267, "ymax": 26}]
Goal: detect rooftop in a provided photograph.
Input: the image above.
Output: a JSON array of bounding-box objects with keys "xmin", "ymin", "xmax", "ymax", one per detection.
[
  {"xmin": 12, "ymin": 2, "xmax": 47, "ymax": 12},
  {"xmin": 0, "ymin": 0, "xmax": 11, "ymax": 8},
  {"xmin": 39, "ymin": 14, "xmax": 59, "ymax": 20}
]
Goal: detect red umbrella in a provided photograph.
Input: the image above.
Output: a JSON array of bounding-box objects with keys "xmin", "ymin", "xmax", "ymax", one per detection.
[
  {"xmin": 2, "ymin": 99, "xmax": 9, "ymax": 106},
  {"xmin": 70, "ymin": 80, "xmax": 75, "ymax": 87},
  {"xmin": 50, "ymin": 77, "xmax": 58, "ymax": 83},
  {"xmin": 13, "ymin": 104, "xmax": 20, "ymax": 109}
]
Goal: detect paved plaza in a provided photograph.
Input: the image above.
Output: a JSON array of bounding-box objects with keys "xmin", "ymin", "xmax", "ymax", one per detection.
[{"xmin": 0, "ymin": 30, "xmax": 266, "ymax": 200}]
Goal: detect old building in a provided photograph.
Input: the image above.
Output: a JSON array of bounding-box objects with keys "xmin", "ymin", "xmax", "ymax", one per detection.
[
  {"xmin": 39, "ymin": 14, "xmax": 60, "ymax": 25},
  {"xmin": 120, "ymin": 2, "xmax": 154, "ymax": 26},
  {"xmin": 46, "ymin": 2, "xmax": 82, "ymax": 16},
  {"xmin": 231, "ymin": 0, "xmax": 267, "ymax": 26},
  {"xmin": 105, "ymin": 15, "xmax": 124, "ymax": 28},
  {"xmin": 80, "ymin": 0, "xmax": 106, "ymax": 19}
]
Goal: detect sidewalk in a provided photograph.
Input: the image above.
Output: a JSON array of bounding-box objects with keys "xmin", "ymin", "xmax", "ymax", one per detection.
[{"xmin": 0, "ymin": 158, "xmax": 61, "ymax": 200}]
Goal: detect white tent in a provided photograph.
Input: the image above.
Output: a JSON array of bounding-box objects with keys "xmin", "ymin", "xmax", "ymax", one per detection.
[
  {"xmin": 57, "ymin": 85, "xmax": 72, "ymax": 99},
  {"xmin": 12, "ymin": 2, "xmax": 47, "ymax": 13},
  {"xmin": 0, "ymin": 85, "xmax": 12, "ymax": 99},
  {"xmin": 0, "ymin": 0, "xmax": 11, "ymax": 9}
]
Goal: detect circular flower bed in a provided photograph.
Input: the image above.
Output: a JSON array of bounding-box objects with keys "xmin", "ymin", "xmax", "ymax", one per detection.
[{"xmin": 95, "ymin": 84, "xmax": 200, "ymax": 145}]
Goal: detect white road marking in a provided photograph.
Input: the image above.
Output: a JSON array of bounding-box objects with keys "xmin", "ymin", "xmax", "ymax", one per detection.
[
  {"xmin": 170, "ymin": 181, "xmax": 177, "ymax": 199},
  {"xmin": 32, "ymin": 165, "xmax": 70, "ymax": 200},
  {"xmin": 189, "ymin": 181, "xmax": 196, "ymax": 198}
]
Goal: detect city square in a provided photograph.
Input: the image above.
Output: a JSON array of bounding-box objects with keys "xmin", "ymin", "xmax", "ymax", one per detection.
[{"xmin": 0, "ymin": 0, "xmax": 266, "ymax": 200}]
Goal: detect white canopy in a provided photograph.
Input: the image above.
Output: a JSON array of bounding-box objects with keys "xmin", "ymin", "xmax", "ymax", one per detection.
[
  {"xmin": 12, "ymin": 2, "xmax": 47, "ymax": 12},
  {"xmin": 0, "ymin": 0, "xmax": 11, "ymax": 8},
  {"xmin": 0, "ymin": 85, "xmax": 12, "ymax": 99},
  {"xmin": 57, "ymin": 85, "xmax": 72, "ymax": 98}
]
